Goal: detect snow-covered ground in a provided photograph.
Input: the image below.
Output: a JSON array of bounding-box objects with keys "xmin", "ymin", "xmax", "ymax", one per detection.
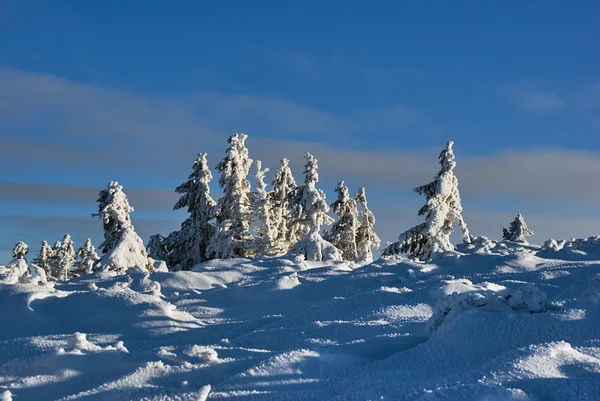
[{"xmin": 1, "ymin": 240, "xmax": 600, "ymax": 400}]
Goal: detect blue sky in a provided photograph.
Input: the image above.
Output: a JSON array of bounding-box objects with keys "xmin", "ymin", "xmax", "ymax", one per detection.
[{"xmin": 0, "ymin": 1, "xmax": 599, "ymax": 262}]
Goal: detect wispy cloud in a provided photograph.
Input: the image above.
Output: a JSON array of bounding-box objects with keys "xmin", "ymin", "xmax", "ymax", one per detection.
[{"xmin": 499, "ymin": 82, "xmax": 564, "ymax": 114}]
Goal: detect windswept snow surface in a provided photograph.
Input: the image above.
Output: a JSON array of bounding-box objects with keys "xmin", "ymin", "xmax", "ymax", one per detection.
[{"xmin": 1, "ymin": 242, "xmax": 600, "ymax": 400}]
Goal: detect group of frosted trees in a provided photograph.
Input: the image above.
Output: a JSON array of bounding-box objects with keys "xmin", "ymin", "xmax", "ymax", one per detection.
[
  {"xmin": 7, "ymin": 135, "xmax": 537, "ymax": 280},
  {"xmin": 10, "ymin": 236, "xmax": 99, "ymax": 282},
  {"xmin": 147, "ymin": 133, "xmax": 381, "ymax": 270}
]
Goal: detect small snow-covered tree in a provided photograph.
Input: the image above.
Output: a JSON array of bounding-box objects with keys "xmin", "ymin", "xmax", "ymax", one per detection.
[
  {"xmin": 325, "ymin": 181, "xmax": 359, "ymax": 260},
  {"xmin": 75, "ymin": 238, "xmax": 99, "ymax": 275},
  {"xmin": 96, "ymin": 181, "xmax": 151, "ymax": 272},
  {"xmin": 172, "ymin": 152, "xmax": 217, "ymax": 269},
  {"xmin": 55, "ymin": 234, "xmax": 75, "ymax": 281},
  {"xmin": 289, "ymin": 153, "xmax": 342, "ymax": 261},
  {"xmin": 207, "ymin": 134, "xmax": 254, "ymax": 259},
  {"xmin": 251, "ymin": 160, "xmax": 276, "ymax": 256},
  {"xmin": 12, "ymin": 241, "xmax": 28, "ymax": 260},
  {"xmin": 503, "ymin": 214, "xmax": 534, "ymax": 242},
  {"xmin": 269, "ymin": 158, "xmax": 298, "ymax": 253},
  {"xmin": 47, "ymin": 241, "xmax": 62, "ymax": 278},
  {"xmin": 382, "ymin": 141, "xmax": 470, "ymax": 261},
  {"xmin": 32, "ymin": 240, "xmax": 54, "ymax": 275},
  {"xmin": 355, "ymin": 187, "xmax": 381, "ymax": 263}
]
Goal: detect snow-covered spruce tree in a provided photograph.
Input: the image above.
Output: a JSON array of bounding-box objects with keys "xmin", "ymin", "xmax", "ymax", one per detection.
[
  {"xmin": 269, "ymin": 158, "xmax": 298, "ymax": 253},
  {"xmin": 355, "ymin": 187, "xmax": 381, "ymax": 263},
  {"xmin": 251, "ymin": 160, "xmax": 276, "ymax": 256},
  {"xmin": 47, "ymin": 241, "xmax": 62, "ymax": 278},
  {"xmin": 12, "ymin": 241, "xmax": 28, "ymax": 260},
  {"xmin": 503, "ymin": 213, "xmax": 534, "ymax": 243},
  {"xmin": 324, "ymin": 181, "xmax": 359, "ymax": 260},
  {"xmin": 54, "ymin": 234, "xmax": 76, "ymax": 281},
  {"xmin": 32, "ymin": 240, "xmax": 54, "ymax": 275},
  {"xmin": 289, "ymin": 153, "xmax": 342, "ymax": 261},
  {"xmin": 146, "ymin": 234, "xmax": 169, "ymax": 263},
  {"xmin": 96, "ymin": 181, "xmax": 151, "ymax": 272},
  {"xmin": 206, "ymin": 134, "xmax": 254, "ymax": 259},
  {"xmin": 382, "ymin": 141, "xmax": 470, "ymax": 261},
  {"xmin": 75, "ymin": 238, "xmax": 99, "ymax": 275},
  {"xmin": 171, "ymin": 152, "xmax": 217, "ymax": 269}
]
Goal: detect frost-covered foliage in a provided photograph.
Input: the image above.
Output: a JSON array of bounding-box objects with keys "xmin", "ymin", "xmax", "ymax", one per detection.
[
  {"xmin": 383, "ymin": 141, "xmax": 470, "ymax": 261},
  {"xmin": 269, "ymin": 158, "xmax": 298, "ymax": 253},
  {"xmin": 96, "ymin": 181, "xmax": 134, "ymax": 254},
  {"xmin": 96, "ymin": 182, "xmax": 151, "ymax": 272},
  {"xmin": 428, "ymin": 281, "xmax": 548, "ymax": 334},
  {"xmin": 32, "ymin": 240, "xmax": 54, "ymax": 276},
  {"xmin": 251, "ymin": 160, "xmax": 276, "ymax": 256},
  {"xmin": 355, "ymin": 187, "xmax": 381, "ymax": 263},
  {"xmin": 325, "ymin": 181, "xmax": 359, "ymax": 260},
  {"xmin": 75, "ymin": 238, "xmax": 99, "ymax": 275},
  {"xmin": 503, "ymin": 213, "xmax": 534, "ymax": 242},
  {"xmin": 456, "ymin": 235, "xmax": 500, "ymax": 254},
  {"xmin": 171, "ymin": 152, "xmax": 217, "ymax": 269},
  {"xmin": 12, "ymin": 241, "xmax": 28, "ymax": 260},
  {"xmin": 207, "ymin": 134, "xmax": 254, "ymax": 259},
  {"xmin": 289, "ymin": 153, "xmax": 341, "ymax": 261},
  {"xmin": 542, "ymin": 238, "xmax": 567, "ymax": 252},
  {"xmin": 47, "ymin": 241, "xmax": 62, "ymax": 279},
  {"xmin": 55, "ymin": 234, "xmax": 75, "ymax": 281},
  {"xmin": 146, "ymin": 234, "xmax": 169, "ymax": 263}
]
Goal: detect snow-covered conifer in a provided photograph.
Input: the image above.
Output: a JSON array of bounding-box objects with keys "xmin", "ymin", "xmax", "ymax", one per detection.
[
  {"xmin": 269, "ymin": 158, "xmax": 298, "ymax": 253},
  {"xmin": 75, "ymin": 238, "xmax": 99, "ymax": 275},
  {"xmin": 383, "ymin": 141, "xmax": 470, "ymax": 261},
  {"xmin": 207, "ymin": 134, "xmax": 254, "ymax": 259},
  {"xmin": 171, "ymin": 152, "xmax": 217, "ymax": 269},
  {"xmin": 96, "ymin": 181, "xmax": 151, "ymax": 272},
  {"xmin": 503, "ymin": 214, "xmax": 534, "ymax": 242},
  {"xmin": 55, "ymin": 234, "xmax": 75, "ymax": 281},
  {"xmin": 289, "ymin": 153, "xmax": 342, "ymax": 261},
  {"xmin": 355, "ymin": 187, "xmax": 381, "ymax": 263},
  {"xmin": 146, "ymin": 234, "xmax": 168, "ymax": 263},
  {"xmin": 47, "ymin": 241, "xmax": 62, "ymax": 278},
  {"xmin": 325, "ymin": 181, "xmax": 359, "ymax": 260},
  {"xmin": 12, "ymin": 241, "xmax": 28, "ymax": 260},
  {"xmin": 251, "ymin": 160, "xmax": 276, "ymax": 256},
  {"xmin": 32, "ymin": 240, "xmax": 54, "ymax": 276}
]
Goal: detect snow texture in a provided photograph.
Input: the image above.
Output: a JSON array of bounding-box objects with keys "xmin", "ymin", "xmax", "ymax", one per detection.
[{"xmin": 2, "ymin": 241, "xmax": 600, "ymax": 400}]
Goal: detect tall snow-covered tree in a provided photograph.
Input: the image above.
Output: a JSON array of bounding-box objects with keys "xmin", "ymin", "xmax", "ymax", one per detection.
[
  {"xmin": 503, "ymin": 214, "xmax": 534, "ymax": 242},
  {"xmin": 325, "ymin": 181, "xmax": 359, "ymax": 260},
  {"xmin": 55, "ymin": 234, "xmax": 75, "ymax": 281},
  {"xmin": 75, "ymin": 238, "xmax": 99, "ymax": 275},
  {"xmin": 32, "ymin": 240, "xmax": 54, "ymax": 276},
  {"xmin": 251, "ymin": 160, "xmax": 276, "ymax": 256},
  {"xmin": 269, "ymin": 158, "xmax": 298, "ymax": 253},
  {"xmin": 289, "ymin": 153, "xmax": 342, "ymax": 261},
  {"xmin": 383, "ymin": 141, "xmax": 470, "ymax": 261},
  {"xmin": 146, "ymin": 234, "xmax": 169, "ymax": 263},
  {"xmin": 207, "ymin": 134, "xmax": 254, "ymax": 259},
  {"xmin": 171, "ymin": 152, "xmax": 217, "ymax": 269},
  {"xmin": 96, "ymin": 181, "xmax": 151, "ymax": 272},
  {"xmin": 12, "ymin": 241, "xmax": 28, "ymax": 260},
  {"xmin": 355, "ymin": 187, "xmax": 381, "ymax": 263}
]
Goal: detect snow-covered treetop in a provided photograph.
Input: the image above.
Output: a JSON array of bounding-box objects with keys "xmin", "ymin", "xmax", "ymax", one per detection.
[
  {"xmin": 12, "ymin": 241, "xmax": 28, "ymax": 260},
  {"xmin": 174, "ymin": 152, "xmax": 216, "ymax": 217},
  {"xmin": 303, "ymin": 153, "xmax": 319, "ymax": 186},
  {"xmin": 503, "ymin": 213, "xmax": 534, "ymax": 242},
  {"xmin": 254, "ymin": 160, "xmax": 269, "ymax": 197},
  {"xmin": 96, "ymin": 181, "xmax": 138, "ymax": 254},
  {"xmin": 356, "ymin": 187, "xmax": 368, "ymax": 208}
]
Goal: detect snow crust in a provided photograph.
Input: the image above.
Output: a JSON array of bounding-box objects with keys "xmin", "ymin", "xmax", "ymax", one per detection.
[{"xmin": 1, "ymin": 241, "xmax": 600, "ymax": 400}]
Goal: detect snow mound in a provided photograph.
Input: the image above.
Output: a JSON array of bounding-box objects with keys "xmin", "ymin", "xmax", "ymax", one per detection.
[
  {"xmin": 183, "ymin": 345, "xmax": 219, "ymax": 362},
  {"xmin": 538, "ymin": 236, "xmax": 600, "ymax": 260},
  {"xmin": 289, "ymin": 232, "xmax": 342, "ymax": 261},
  {"xmin": 98, "ymin": 227, "xmax": 152, "ymax": 273},
  {"xmin": 59, "ymin": 332, "xmax": 129, "ymax": 354},
  {"xmin": 428, "ymin": 281, "xmax": 548, "ymax": 333}
]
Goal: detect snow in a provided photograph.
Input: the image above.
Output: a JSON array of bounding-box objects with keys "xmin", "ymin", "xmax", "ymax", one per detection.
[{"xmin": 1, "ymin": 241, "xmax": 600, "ymax": 400}]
